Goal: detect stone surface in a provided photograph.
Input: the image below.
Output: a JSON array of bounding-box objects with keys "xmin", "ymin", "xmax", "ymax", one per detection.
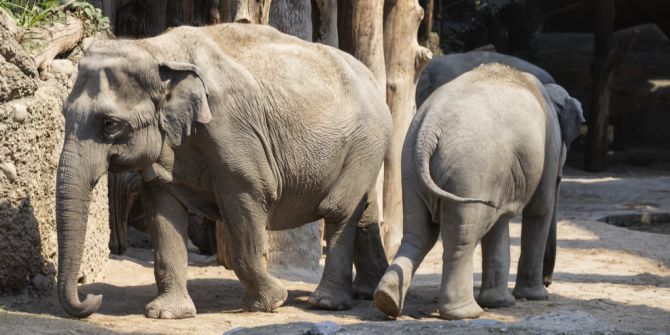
[
  {"xmin": 50, "ymin": 59, "xmax": 75, "ymax": 76},
  {"xmin": 223, "ymin": 311, "xmax": 620, "ymax": 335},
  {"xmin": 307, "ymin": 321, "xmax": 341, "ymax": 335},
  {"xmin": 0, "ymin": 15, "xmax": 37, "ymax": 103},
  {"xmin": 0, "ymin": 25, "xmax": 109, "ymax": 293},
  {"xmin": 12, "ymin": 103, "xmax": 27, "ymax": 122}
]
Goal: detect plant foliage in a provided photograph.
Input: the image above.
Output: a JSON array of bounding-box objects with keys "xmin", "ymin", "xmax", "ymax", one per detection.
[{"xmin": 0, "ymin": 0, "xmax": 109, "ymax": 34}]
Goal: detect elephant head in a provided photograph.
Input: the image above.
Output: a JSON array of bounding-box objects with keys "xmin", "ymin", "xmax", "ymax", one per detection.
[
  {"xmin": 56, "ymin": 41, "xmax": 212, "ymax": 318},
  {"xmin": 544, "ymin": 83, "xmax": 585, "ymax": 148}
]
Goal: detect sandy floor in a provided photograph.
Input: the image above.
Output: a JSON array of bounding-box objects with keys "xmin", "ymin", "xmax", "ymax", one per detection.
[{"xmin": 1, "ymin": 165, "xmax": 669, "ymax": 334}]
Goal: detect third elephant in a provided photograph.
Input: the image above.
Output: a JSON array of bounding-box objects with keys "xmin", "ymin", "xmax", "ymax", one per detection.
[{"xmin": 374, "ymin": 64, "xmax": 584, "ymax": 320}]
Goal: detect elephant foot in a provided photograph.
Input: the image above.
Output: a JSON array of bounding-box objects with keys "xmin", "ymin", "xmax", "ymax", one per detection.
[
  {"xmin": 353, "ymin": 272, "xmax": 384, "ymax": 300},
  {"xmin": 439, "ymin": 300, "xmax": 483, "ymax": 320},
  {"xmin": 373, "ymin": 272, "xmax": 404, "ymax": 317},
  {"xmin": 146, "ymin": 293, "xmax": 196, "ymax": 319},
  {"xmin": 242, "ymin": 279, "xmax": 288, "ymax": 312},
  {"xmin": 477, "ymin": 286, "xmax": 515, "ymax": 308},
  {"xmin": 513, "ymin": 284, "xmax": 548, "ymax": 301},
  {"xmin": 308, "ymin": 282, "xmax": 353, "ymax": 310}
]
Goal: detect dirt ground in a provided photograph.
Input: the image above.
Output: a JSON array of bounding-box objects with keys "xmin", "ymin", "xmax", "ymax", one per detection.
[{"xmin": 1, "ymin": 164, "xmax": 669, "ymax": 335}]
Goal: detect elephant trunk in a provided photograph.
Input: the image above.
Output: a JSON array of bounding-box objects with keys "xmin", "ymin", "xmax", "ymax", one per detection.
[{"xmin": 56, "ymin": 141, "xmax": 104, "ymax": 318}]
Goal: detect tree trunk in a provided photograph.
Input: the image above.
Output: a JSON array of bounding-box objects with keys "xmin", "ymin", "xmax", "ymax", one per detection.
[
  {"xmin": 382, "ymin": 0, "xmax": 432, "ymax": 259},
  {"xmin": 342, "ymin": 0, "xmax": 387, "ymax": 228},
  {"xmin": 233, "ymin": 0, "xmax": 273, "ymax": 24},
  {"xmin": 418, "ymin": 0, "xmax": 433, "ymax": 46},
  {"xmin": 585, "ymin": 0, "xmax": 615, "ymax": 172},
  {"xmin": 145, "ymin": 0, "xmax": 167, "ymax": 36},
  {"xmin": 22, "ymin": 16, "xmax": 83, "ymax": 74},
  {"xmin": 167, "ymin": 0, "xmax": 195, "ymax": 27},
  {"xmin": 270, "ymin": 0, "xmax": 312, "ymax": 41},
  {"xmin": 313, "ymin": 0, "xmax": 338, "ymax": 47}
]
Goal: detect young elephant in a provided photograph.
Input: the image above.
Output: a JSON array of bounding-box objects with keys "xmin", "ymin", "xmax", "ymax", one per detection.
[
  {"xmin": 374, "ymin": 64, "xmax": 584, "ymax": 320},
  {"xmin": 56, "ymin": 24, "xmax": 390, "ymax": 319}
]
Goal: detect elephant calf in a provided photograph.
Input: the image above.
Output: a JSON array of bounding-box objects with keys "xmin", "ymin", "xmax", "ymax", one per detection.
[
  {"xmin": 374, "ymin": 64, "xmax": 584, "ymax": 320},
  {"xmin": 56, "ymin": 24, "xmax": 390, "ymax": 319}
]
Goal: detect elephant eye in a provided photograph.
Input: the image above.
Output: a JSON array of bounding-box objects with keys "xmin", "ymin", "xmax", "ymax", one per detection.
[{"xmin": 103, "ymin": 119, "xmax": 127, "ymax": 140}]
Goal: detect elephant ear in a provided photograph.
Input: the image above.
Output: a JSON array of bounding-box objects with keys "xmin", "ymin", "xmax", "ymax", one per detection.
[
  {"xmin": 158, "ymin": 61, "xmax": 212, "ymax": 146},
  {"xmin": 544, "ymin": 83, "xmax": 585, "ymax": 148}
]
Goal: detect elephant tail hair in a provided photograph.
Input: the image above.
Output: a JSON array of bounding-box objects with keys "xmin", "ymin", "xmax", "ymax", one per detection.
[{"xmin": 414, "ymin": 129, "xmax": 498, "ymax": 208}]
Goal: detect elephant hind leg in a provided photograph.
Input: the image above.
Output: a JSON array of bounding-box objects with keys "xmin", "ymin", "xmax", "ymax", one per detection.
[
  {"xmin": 374, "ymin": 188, "xmax": 438, "ymax": 317},
  {"xmin": 438, "ymin": 203, "xmax": 496, "ymax": 320},
  {"xmin": 309, "ymin": 198, "xmax": 366, "ymax": 310},
  {"xmin": 353, "ymin": 188, "xmax": 388, "ymax": 300},
  {"xmin": 513, "ymin": 188, "xmax": 555, "ymax": 301},
  {"xmin": 478, "ymin": 216, "xmax": 515, "ymax": 308}
]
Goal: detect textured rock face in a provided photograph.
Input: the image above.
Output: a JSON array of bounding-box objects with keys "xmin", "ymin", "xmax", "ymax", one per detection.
[{"xmin": 0, "ymin": 21, "xmax": 109, "ymax": 294}]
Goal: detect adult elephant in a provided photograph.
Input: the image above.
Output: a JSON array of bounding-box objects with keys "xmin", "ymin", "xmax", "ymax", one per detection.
[
  {"xmin": 374, "ymin": 64, "xmax": 584, "ymax": 320},
  {"xmin": 56, "ymin": 23, "xmax": 390, "ymax": 319},
  {"xmin": 415, "ymin": 51, "xmax": 555, "ymax": 108}
]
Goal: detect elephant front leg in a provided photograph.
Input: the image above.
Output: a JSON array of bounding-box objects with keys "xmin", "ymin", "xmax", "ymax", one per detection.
[
  {"xmin": 220, "ymin": 195, "xmax": 287, "ymax": 312},
  {"xmin": 142, "ymin": 184, "xmax": 195, "ymax": 319},
  {"xmin": 478, "ymin": 217, "xmax": 515, "ymax": 308}
]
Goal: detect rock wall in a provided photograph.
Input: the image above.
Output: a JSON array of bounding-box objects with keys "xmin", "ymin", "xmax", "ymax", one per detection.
[{"xmin": 0, "ymin": 19, "xmax": 109, "ymax": 294}]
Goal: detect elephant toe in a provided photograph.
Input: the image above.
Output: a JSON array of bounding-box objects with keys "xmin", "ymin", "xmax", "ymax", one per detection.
[
  {"xmin": 309, "ymin": 284, "xmax": 353, "ymax": 310},
  {"xmin": 145, "ymin": 294, "xmax": 196, "ymax": 319},
  {"xmin": 513, "ymin": 285, "xmax": 549, "ymax": 301},
  {"xmin": 477, "ymin": 287, "xmax": 515, "ymax": 308}
]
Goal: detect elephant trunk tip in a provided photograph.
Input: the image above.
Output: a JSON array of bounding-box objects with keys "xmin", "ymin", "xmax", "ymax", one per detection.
[{"xmin": 58, "ymin": 290, "xmax": 103, "ymax": 318}]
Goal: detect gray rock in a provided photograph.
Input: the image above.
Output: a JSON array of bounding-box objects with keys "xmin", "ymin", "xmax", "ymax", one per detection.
[
  {"xmin": 31, "ymin": 273, "xmax": 50, "ymax": 291},
  {"xmin": 223, "ymin": 327, "xmax": 247, "ymax": 335},
  {"xmin": 82, "ymin": 37, "xmax": 95, "ymax": 51},
  {"xmin": 13, "ymin": 103, "xmax": 27, "ymax": 122},
  {"xmin": 1, "ymin": 162, "xmax": 17, "ymax": 181},
  {"xmin": 51, "ymin": 59, "xmax": 75, "ymax": 76},
  {"xmin": 307, "ymin": 321, "xmax": 341, "ymax": 335}
]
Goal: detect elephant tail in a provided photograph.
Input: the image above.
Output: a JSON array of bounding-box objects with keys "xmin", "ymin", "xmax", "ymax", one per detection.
[{"xmin": 414, "ymin": 129, "xmax": 497, "ymax": 208}]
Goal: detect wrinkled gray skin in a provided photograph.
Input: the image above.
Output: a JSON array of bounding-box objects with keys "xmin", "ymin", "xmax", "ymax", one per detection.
[
  {"xmin": 107, "ymin": 172, "xmax": 217, "ymax": 256},
  {"xmin": 374, "ymin": 64, "xmax": 584, "ymax": 320},
  {"xmin": 56, "ymin": 23, "xmax": 391, "ymax": 319},
  {"xmin": 415, "ymin": 51, "xmax": 555, "ymax": 108},
  {"xmin": 416, "ymin": 51, "xmax": 560, "ymax": 287}
]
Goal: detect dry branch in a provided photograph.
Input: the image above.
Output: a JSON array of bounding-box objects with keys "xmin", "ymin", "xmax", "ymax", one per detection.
[
  {"xmin": 382, "ymin": 0, "xmax": 432, "ymax": 259},
  {"xmin": 22, "ymin": 16, "xmax": 83, "ymax": 74}
]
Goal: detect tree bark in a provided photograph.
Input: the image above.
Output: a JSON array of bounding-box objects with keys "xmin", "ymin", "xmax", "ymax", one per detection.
[
  {"xmin": 382, "ymin": 0, "xmax": 432, "ymax": 259},
  {"xmin": 234, "ymin": 0, "xmax": 273, "ymax": 24},
  {"xmin": 585, "ymin": 0, "xmax": 615, "ymax": 172},
  {"xmin": 22, "ymin": 16, "xmax": 83, "ymax": 74},
  {"xmin": 145, "ymin": 0, "xmax": 167, "ymax": 36},
  {"xmin": 418, "ymin": 0, "xmax": 433, "ymax": 46},
  {"xmin": 313, "ymin": 0, "xmax": 338, "ymax": 47},
  {"xmin": 270, "ymin": 0, "xmax": 312, "ymax": 41}
]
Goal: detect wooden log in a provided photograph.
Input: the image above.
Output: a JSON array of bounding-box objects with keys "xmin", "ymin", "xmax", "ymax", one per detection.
[
  {"xmin": 21, "ymin": 16, "xmax": 83, "ymax": 74},
  {"xmin": 382, "ymin": 0, "xmax": 432, "ymax": 259}
]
